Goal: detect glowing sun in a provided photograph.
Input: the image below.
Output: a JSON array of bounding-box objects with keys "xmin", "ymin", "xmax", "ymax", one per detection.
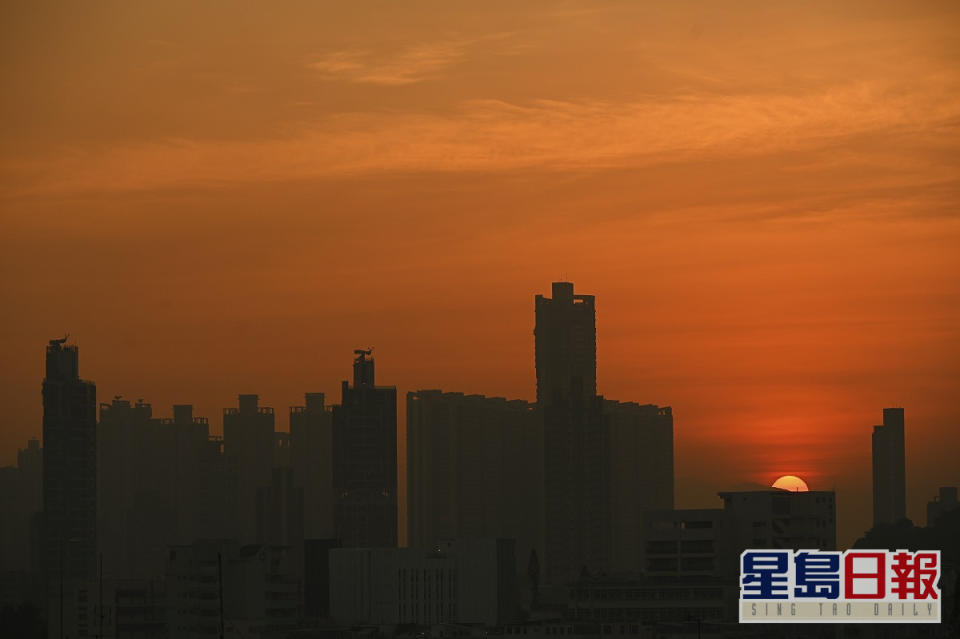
[{"xmin": 772, "ymin": 475, "xmax": 809, "ymax": 492}]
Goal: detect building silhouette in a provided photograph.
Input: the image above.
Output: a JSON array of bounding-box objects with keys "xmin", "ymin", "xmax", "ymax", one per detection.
[
  {"xmin": 926, "ymin": 486, "xmax": 958, "ymax": 527},
  {"xmin": 18, "ymin": 438, "xmax": 43, "ymax": 530},
  {"xmin": 0, "ymin": 437, "xmax": 42, "ymax": 601},
  {"xmin": 639, "ymin": 488, "xmax": 837, "ymax": 623},
  {"xmin": 332, "ymin": 350, "xmax": 398, "ymax": 548},
  {"xmin": 171, "ymin": 405, "xmax": 229, "ymax": 544},
  {"xmin": 223, "ymin": 394, "xmax": 275, "ymax": 543},
  {"xmin": 535, "ymin": 282, "xmax": 606, "ymax": 583},
  {"xmin": 42, "ymin": 337, "xmax": 97, "ymax": 636},
  {"xmin": 717, "ymin": 489, "xmax": 837, "ymax": 556},
  {"xmin": 98, "ymin": 397, "xmax": 163, "ymax": 579},
  {"xmin": 75, "ymin": 578, "xmax": 166, "ymax": 639},
  {"xmin": 255, "ymin": 466, "xmax": 304, "ymax": 575},
  {"xmin": 166, "ymin": 540, "xmax": 298, "ymax": 638},
  {"xmin": 535, "ymin": 282, "xmax": 598, "ymax": 404},
  {"xmin": 872, "ymin": 407, "xmax": 906, "ymax": 526},
  {"xmin": 644, "ymin": 489, "xmax": 836, "ymax": 581},
  {"xmin": 567, "ymin": 573, "xmax": 730, "ymax": 626},
  {"xmin": 406, "ymin": 390, "xmax": 543, "ymax": 576},
  {"xmin": 641, "ymin": 508, "xmax": 726, "ymax": 579},
  {"xmin": 98, "ymin": 400, "xmax": 227, "ymax": 580},
  {"xmin": 604, "ymin": 400, "xmax": 674, "ymax": 572},
  {"xmin": 533, "ymin": 282, "xmax": 676, "ymax": 582},
  {"xmin": 289, "ymin": 393, "xmax": 334, "ymax": 540},
  {"xmin": 302, "ymin": 538, "xmax": 341, "ymax": 622},
  {"xmin": 330, "ymin": 538, "xmax": 517, "ymax": 626}
]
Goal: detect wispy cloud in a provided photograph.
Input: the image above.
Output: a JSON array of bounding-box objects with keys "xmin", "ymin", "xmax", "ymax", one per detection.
[
  {"xmin": 308, "ymin": 32, "xmax": 517, "ymax": 86},
  {"xmin": 6, "ymin": 75, "xmax": 958, "ymax": 199},
  {"xmin": 309, "ymin": 40, "xmax": 468, "ymax": 86}
]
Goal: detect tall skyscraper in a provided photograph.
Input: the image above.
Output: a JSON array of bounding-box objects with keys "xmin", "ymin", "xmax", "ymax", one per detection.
[
  {"xmin": 223, "ymin": 394, "xmax": 275, "ymax": 543},
  {"xmin": 535, "ymin": 282, "xmax": 597, "ymax": 404},
  {"xmin": 535, "ymin": 282, "xmax": 606, "ymax": 582},
  {"xmin": 332, "ymin": 350, "xmax": 398, "ymax": 548},
  {"xmin": 42, "ymin": 337, "xmax": 97, "ymax": 635},
  {"xmin": 872, "ymin": 407, "xmax": 906, "ymax": 527}
]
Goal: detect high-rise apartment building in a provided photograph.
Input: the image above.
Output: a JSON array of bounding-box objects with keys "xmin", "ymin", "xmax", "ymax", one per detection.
[
  {"xmin": 164, "ymin": 404, "xmax": 226, "ymax": 543},
  {"xmin": 0, "ymin": 438, "xmax": 42, "ymax": 581},
  {"xmin": 97, "ymin": 397, "xmax": 159, "ymax": 578},
  {"xmin": 290, "ymin": 393, "xmax": 334, "ymax": 539},
  {"xmin": 604, "ymin": 400, "xmax": 674, "ymax": 572},
  {"xmin": 406, "ymin": 390, "xmax": 542, "ymax": 574},
  {"xmin": 872, "ymin": 407, "xmax": 906, "ymax": 527},
  {"xmin": 42, "ymin": 337, "xmax": 97, "ymax": 636},
  {"xmin": 224, "ymin": 394, "xmax": 275, "ymax": 543},
  {"xmin": 535, "ymin": 282, "xmax": 597, "ymax": 404},
  {"xmin": 332, "ymin": 350, "xmax": 398, "ymax": 547},
  {"xmin": 256, "ymin": 467, "xmax": 304, "ymax": 559},
  {"xmin": 99, "ymin": 399, "xmax": 225, "ymax": 579}
]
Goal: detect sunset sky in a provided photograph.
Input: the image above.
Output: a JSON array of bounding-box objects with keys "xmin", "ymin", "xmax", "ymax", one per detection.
[{"xmin": 2, "ymin": 0, "xmax": 958, "ymax": 546}]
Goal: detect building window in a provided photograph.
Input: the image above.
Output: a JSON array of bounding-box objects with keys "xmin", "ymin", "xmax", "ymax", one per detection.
[
  {"xmin": 647, "ymin": 558, "xmax": 678, "ymax": 571},
  {"xmin": 646, "ymin": 541, "xmax": 678, "ymax": 554},
  {"xmin": 680, "ymin": 540, "xmax": 714, "ymax": 553}
]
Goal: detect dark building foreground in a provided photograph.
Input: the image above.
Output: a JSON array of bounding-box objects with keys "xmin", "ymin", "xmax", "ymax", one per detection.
[
  {"xmin": 329, "ymin": 538, "xmax": 517, "ymax": 627},
  {"xmin": 333, "ymin": 350, "xmax": 398, "ymax": 549},
  {"xmin": 536, "ymin": 282, "xmax": 606, "ymax": 584},
  {"xmin": 42, "ymin": 338, "xmax": 97, "ymax": 637},
  {"xmin": 536, "ymin": 282, "xmax": 674, "ymax": 583},
  {"xmin": 872, "ymin": 407, "xmax": 906, "ymax": 527},
  {"xmin": 406, "ymin": 283, "xmax": 673, "ymax": 590},
  {"xmin": 407, "ymin": 391, "xmax": 542, "ymax": 578}
]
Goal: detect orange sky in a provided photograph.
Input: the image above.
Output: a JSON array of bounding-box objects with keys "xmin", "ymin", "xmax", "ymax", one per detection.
[{"xmin": 2, "ymin": 1, "xmax": 959, "ymax": 547}]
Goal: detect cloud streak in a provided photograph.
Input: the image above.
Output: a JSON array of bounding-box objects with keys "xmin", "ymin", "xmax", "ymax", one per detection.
[
  {"xmin": 308, "ymin": 37, "xmax": 483, "ymax": 86},
  {"xmin": 5, "ymin": 76, "xmax": 958, "ymax": 198},
  {"xmin": 307, "ymin": 31, "xmax": 519, "ymax": 86}
]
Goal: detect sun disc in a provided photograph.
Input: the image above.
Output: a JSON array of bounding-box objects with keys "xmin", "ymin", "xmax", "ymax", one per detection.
[{"xmin": 772, "ymin": 475, "xmax": 809, "ymax": 492}]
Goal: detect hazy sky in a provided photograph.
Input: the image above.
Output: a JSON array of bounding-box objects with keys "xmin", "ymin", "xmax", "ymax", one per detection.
[{"xmin": 2, "ymin": 1, "xmax": 958, "ymax": 546}]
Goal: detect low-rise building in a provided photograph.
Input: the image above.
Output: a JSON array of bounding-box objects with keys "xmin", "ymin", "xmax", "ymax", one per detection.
[
  {"xmin": 568, "ymin": 574, "xmax": 729, "ymax": 625},
  {"xmin": 638, "ymin": 489, "xmax": 837, "ymax": 623},
  {"xmin": 166, "ymin": 540, "xmax": 299, "ymax": 638},
  {"xmin": 330, "ymin": 538, "xmax": 517, "ymax": 627}
]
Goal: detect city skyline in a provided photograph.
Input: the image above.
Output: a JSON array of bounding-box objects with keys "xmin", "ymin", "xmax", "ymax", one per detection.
[
  {"xmin": 2, "ymin": 280, "xmax": 956, "ymax": 637},
  {"xmin": 3, "ymin": 0, "xmax": 959, "ymax": 560},
  {"xmin": 1, "ymin": 281, "xmax": 950, "ymax": 550}
]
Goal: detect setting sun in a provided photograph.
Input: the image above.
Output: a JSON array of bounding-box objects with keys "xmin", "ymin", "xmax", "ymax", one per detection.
[{"xmin": 772, "ymin": 475, "xmax": 810, "ymax": 492}]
